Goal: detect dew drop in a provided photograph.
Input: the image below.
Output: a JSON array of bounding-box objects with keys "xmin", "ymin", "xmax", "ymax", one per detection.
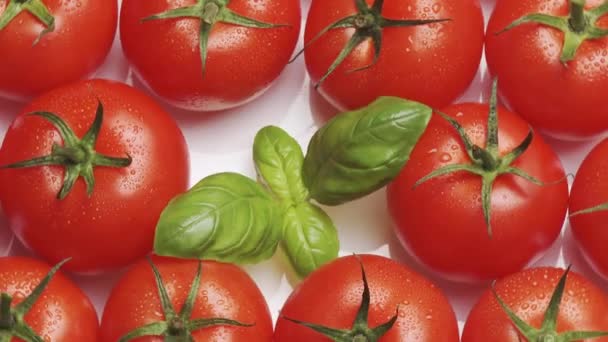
[{"xmin": 440, "ymin": 153, "xmax": 452, "ymax": 162}]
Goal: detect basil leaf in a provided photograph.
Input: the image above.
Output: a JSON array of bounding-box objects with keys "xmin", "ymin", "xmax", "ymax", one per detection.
[
  {"xmin": 282, "ymin": 202, "xmax": 339, "ymax": 277},
  {"xmin": 303, "ymin": 97, "xmax": 432, "ymax": 205},
  {"xmin": 154, "ymin": 172, "xmax": 282, "ymax": 264},
  {"xmin": 253, "ymin": 126, "xmax": 309, "ymax": 203}
]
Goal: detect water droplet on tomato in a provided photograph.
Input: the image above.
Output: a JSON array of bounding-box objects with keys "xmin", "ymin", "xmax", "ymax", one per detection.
[
  {"xmin": 440, "ymin": 153, "xmax": 452, "ymax": 162},
  {"xmin": 432, "ymin": 3, "xmax": 441, "ymax": 13}
]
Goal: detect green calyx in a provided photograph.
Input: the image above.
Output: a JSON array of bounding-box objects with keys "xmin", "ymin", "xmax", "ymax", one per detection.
[
  {"xmin": 0, "ymin": 101, "xmax": 132, "ymax": 200},
  {"xmin": 118, "ymin": 258, "xmax": 253, "ymax": 342},
  {"xmin": 142, "ymin": 0, "xmax": 288, "ymax": 76},
  {"xmin": 0, "ymin": 258, "xmax": 70, "ymax": 342},
  {"xmin": 281, "ymin": 256, "xmax": 399, "ymax": 342},
  {"xmin": 498, "ymin": 0, "xmax": 608, "ymax": 63},
  {"xmin": 0, "ymin": 0, "xmax": 55, "ymax": 45},
  {"xmin": 494, "ymin": 267, "xmax": 608, "ymax": 342},
  {"xmin": 291, "ymin": 0, "xmax": 450, "ymax": 89},
  {"xmin": 570, "ymin": 201, "xmax": 608, "ymax": 217},
  {"xmin": 414, "ymin": 79, "xmax": 544, "ymax": 238}
]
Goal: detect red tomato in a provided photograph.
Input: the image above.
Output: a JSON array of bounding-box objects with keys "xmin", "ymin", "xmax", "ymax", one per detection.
[
  {"xmin": 0, "ymin": 257, "xmax": 99, "ymax": 341},
  {"xmin": 387, "ymin": 100, "xmax": 569, "ymax": 282},
  {"xmin": 485, "ymin": 0, "xmax": 608, "ymax": 140},
  {"xmin": 274, "ymin": 254, "xmax": 459, "ymax": 342},
  {"xmin": 302, "ymin": 0, "xmax": 484, "ymax": 112},
  {"xmin": 462, "ymin": 267, "xmax": 608, "ymax": 341},
  {"xmin": 569, "ymin": 138, "xmax": 608, "ymax": 280},
  {"xmin": 0, "ymin": 79, "xmax": 189, "ymax": 274},
  {"xmin": 119, "ymin": 0, "xmax": 301, "ymax": 112},
  {"xmin": 100, "ymin": 256, "xmax": 273, "ymax": 341},
  {"xmin": 0, "ymin": 0, "xmax": 117, "ymax": 102}
]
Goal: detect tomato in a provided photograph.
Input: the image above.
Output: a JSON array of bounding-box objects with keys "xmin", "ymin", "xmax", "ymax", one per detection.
[
  {"xmin": 485, "ymin": 0, "xmax": 608, "ymax": 141},
  {"xmin": 274, "ymin": 254, "xmax": 459, "ymax": 341},
  {"xmin": 462, "ymin": 267, "xmax": 608, "ymax": 341},
  {"xmin": 387, "ymin": 81, "xmax": 569, "ymax": 282},
  {"xmin": 0, "ymin": 79, "xmax": 189, "ymax": 274},
  {"xmin": 301, "ymin": 0, "xmax": 484, "ymax": 112},
  {"xmin": 569, "ymin": 138, "xmax": 608, "ymax": 280},
  {"xmin": 100, "ymin": 256, "xmax": 273, "ymax": 341},
  {"xmin": 0, "ymin": 257, "xmax": 99, "ymax": 341},
  {"xmin": 119, "ymin": 0, "xmax": 301, "ymax": 112},
  {"xmin": 0, "ymin": 0, "xmax": 117, "ymax": 102}
]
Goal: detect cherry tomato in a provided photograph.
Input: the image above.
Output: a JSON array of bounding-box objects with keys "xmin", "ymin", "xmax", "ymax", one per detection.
[
  {"xmin": 486, "ymin": 0, "xmax": 608, "ymax": 140},
  {"xmin": 462, "ymin": 267, "xmax": 608, "ymax": 341},
  {"xmin": 100, "ymin": 256, "xmax": 273, "ymax": 341},
  {"xmin": 274, "ymin": 254, "xmax": 459, "ymax": 342},
  {"xmin": 569, "ymin": 138, "xmax": 608, "ymax": 280},
  {"xmin": 0, "ymin": 79, "xmax": 189, "ymax": 274},
  {"xmin": 0, "ymin": 257, "xmax": 99, "ymax": 341},
  {"xmin": 302, "ymin": 0, "xmax": 484, "ymax": 112},
  {"xmin": 387, "ymin": 87, "xmax": 569, "ymax": 282},
  {"xmin": 0, "ymin": 0, "xmax": 117, "ymax": 101},
  {"xmin": 119, "ymin": 0, "xmax": 301, "ymax": 112}
]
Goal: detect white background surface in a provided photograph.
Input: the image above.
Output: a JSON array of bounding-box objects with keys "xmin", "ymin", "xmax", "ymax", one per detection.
[{"xmin": 1, "ymin": 0, "xmax": 607, "ymax": 334}]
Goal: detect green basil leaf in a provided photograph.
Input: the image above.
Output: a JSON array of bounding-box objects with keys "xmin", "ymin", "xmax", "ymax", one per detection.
[
  {"xmin": 253, "ymin": 126, "xmax": 309, "ymax": 204},
  {"xmin": 281, "ymin": 202, "xmax": 339, "ymax": 278},
  {"xmin": 302, "ymin": 96, "xmax": 432, "ymax": 205},
  {"xmin": 154, "ymin": 172, "xmax": 282, "ymax": 264}
]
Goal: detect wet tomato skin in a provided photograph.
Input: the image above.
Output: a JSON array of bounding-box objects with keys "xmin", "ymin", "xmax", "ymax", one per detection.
[
  {"xmin": 0, "ymin": 256, "xmax": 100, "ymax": 341},
  {"xmin": 100, "ymin": 256, "xmax": 274, "ymax": 342},
  {"xmin": 485, "ymin": 0, "xmax": 608, "ymax": 140},
  {"xmin": 462, "ymin": 267, "xmax": 608, "ymax": 341},
  {"xmin": 120, "ymin": 0, "xmax": 301, "ymax": 112},
  {"xmin": 569, "ymin": 138, "xmax": 608, "ymax": 280},
  {"xmin": 274, "ymin": 254, "xmax": 460, "ymax": 341},
  {"xmin": 387, "ymin": 103, "xmax": 568, "ymax": 282},
  {"xmin": 304, "ymin": 0, "xmax": 485, "ymax": 111},
  {"xmin": 0, "ymin": 79, "xmax": 190, "ymax": 274},
  {"xmin": 0, "ymin": 0, "xmax": 118, "ymax": 101}
]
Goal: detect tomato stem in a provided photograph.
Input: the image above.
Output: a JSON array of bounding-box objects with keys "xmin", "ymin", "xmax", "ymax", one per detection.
[
  {"xmin": 53, "ymin": 146, "xmax": 89, "ymax": 164},
  {"xmin": 0, "ymin": 294, "xmax": 13, "ymax": 330},
  {"xmin": 117, "ymin": 258, "xmax": 253, "ymax": 342},
  {"xmin": 281, "ymin": 255, "xmax": 399, "ymax": 341},
  {"xmin": 202, "ymin": 2, "xmax": 220, "ymax": 24},
  {"xmin": 414, "ymin": 78, "xmax": 546, "ymax": 238},
  {"xmin": 0, "ymin": 100, "xmax": 132, "ymax": 200},
  {"xmin": 0, "ymin": 259, "xmax": 69, "ymax": 342},
  {"xmin": 569, "ymin": 0, "xmax": 588, "ymax": 33},
  {"xmin": 472, "ymin": 146, "xmax": 499, "ymax": 171},
  {"xmin": 493, "ymin": 267, "xmax": 608, "ymax": 342},
  {"xmin": 354, "ymin": 14, "xmax": 375, "ymax": 29},
  {"xmin": 353, "ymin": 335, "xmax": 369, "ymax": 342},
  {"xmin": 290, "ymin": 0, "xmax": 450, "ymax": 89},
  {"xmin": 0, "ymin": 0, "xmax": 55, "ymax": 45},
  {"xmin": 499, "ymin": 0, "xmax": 608, "ymax": 63},
  {"xmin": 143, "ymin": 0, "xmax": 288, "ymax": 77}
]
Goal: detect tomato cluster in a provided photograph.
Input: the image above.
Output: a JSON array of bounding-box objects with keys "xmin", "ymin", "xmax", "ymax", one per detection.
[{"xmin": 1, "ymin": 0, "xmax": 608, "ymax": 341}]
